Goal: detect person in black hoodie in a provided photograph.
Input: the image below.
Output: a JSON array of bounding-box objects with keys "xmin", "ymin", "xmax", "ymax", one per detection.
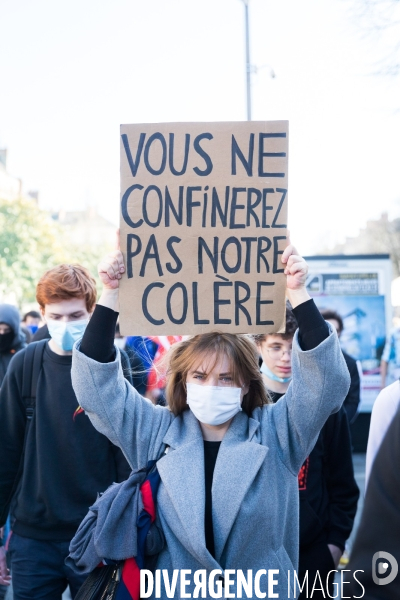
[
  {"xmin": 0, "ymin": 264, "xmax": 131, "ymax": 599},
  {"xmin": 253, "ymin": 305, "xmax": 359, "ymax": 599},
  {"xmin": 0, "ymin": 304, "xmax": 26, "ymax": 387}
]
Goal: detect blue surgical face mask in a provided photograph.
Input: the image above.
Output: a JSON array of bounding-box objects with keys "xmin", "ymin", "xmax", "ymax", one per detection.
[
  {"xmin": 27, "ymin": 324, "xmax": 39, "ymax": 335},
  {"xmin": 260, "ymin": 362, "xmax": 292, "ymax": 384},
  {"xmin": 47, "ymin": 319, "xmax": 89, "ymax": 351}
]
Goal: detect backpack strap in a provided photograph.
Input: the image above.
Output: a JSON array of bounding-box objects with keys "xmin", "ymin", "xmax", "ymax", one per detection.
[
  {"xmin": 22, "ymin": 340, "xmax": 47, "ymax": 416},
  {"xmin": 7, "ymin": 340, "xmax": 48, "ymax": 518}
]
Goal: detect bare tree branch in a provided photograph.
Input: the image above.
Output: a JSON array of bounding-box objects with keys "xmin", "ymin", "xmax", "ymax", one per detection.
[{"xmin": 346, "ymin": 0, "xmax": 400, "ymax": 77}]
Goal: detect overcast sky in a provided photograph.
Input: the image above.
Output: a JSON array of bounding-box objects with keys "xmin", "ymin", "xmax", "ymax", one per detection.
[{"xmin": 1, "ymin": 0, "xmax": 399, "ymax": 254}]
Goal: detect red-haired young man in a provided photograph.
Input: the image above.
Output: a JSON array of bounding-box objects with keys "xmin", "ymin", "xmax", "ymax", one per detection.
[{"xmin": 0, "ymin": 265, "xmax": 131, "ymax": 599}]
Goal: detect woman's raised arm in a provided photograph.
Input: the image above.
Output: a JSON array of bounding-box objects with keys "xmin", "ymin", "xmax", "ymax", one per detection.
[
  {"xmin": 72, "ymin": 242, "xmax": 173, "ymax": 469},
  {"xmin": 260, "ymin": 244, "xmax": 350, "ymax": 473}
]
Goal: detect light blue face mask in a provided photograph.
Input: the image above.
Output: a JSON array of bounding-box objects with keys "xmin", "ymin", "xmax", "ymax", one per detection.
[
  {"xmin": 260, "ymin": 362, "xmax": 292, "ymax": 384},
  {"xmin": 47, "ymin": 319, "xmax": 89, "ymax": 351}
]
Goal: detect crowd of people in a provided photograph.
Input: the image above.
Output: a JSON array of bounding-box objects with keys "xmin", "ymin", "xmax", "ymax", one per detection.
[{"xmin": 0, "ymin": 244, "xmax": 398, "ymax": 599}]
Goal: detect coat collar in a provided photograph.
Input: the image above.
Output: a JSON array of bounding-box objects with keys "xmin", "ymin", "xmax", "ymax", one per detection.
[
  {"xmin": 157, "ymin": 410, "xmax": 268, "ymax": 567},
  {"xmin": 162, "ymin": 408, "xmax": 261, "ymax": 450}
]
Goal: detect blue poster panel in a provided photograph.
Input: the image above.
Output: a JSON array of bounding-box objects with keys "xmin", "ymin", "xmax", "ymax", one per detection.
[{"xmin": 313, "ymin": 295, "xmax": 386, "ymax": 411}]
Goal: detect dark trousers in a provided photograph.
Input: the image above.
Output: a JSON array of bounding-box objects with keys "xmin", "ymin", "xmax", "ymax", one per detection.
[
  {"xmin": 298, "ymin": 542, "xmax": 336, "ymax": 599},
  {"xmin": 8, "ymin": 533, "xmax": 87, "ymax": 600}
]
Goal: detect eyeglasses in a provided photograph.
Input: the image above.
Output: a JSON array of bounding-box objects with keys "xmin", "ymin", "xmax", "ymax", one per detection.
[{"xmin": 265, "ymin": 347, "xmax": 292, "ymax": 359}]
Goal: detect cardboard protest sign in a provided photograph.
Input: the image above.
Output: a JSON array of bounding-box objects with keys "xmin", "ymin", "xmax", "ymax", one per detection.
[{"xmin": 119, "ymin": 121, "xmax": 288, "ymax": 335}]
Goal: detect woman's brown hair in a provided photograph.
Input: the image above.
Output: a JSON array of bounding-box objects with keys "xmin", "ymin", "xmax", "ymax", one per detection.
[{"xmin": 164, "ymin": 331, "xmax": 270, "ymax": 416}]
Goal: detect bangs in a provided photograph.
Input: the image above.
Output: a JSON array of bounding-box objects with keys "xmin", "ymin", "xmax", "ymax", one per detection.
[
  {"xmin": 165, "ymin": 331, "xmax": 270, "ymax": 416},
  {"xmin": 168, "ymin": 333, "xmax": 254, "ymax": 387},
  {"xmin": 185, "ymin": 346, "xmax": 243, "ymax": 387}
]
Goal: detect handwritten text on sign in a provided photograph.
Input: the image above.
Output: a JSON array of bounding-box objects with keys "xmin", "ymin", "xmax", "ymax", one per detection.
[{"xmin": 119, "ymin": 121, "xmax": 288, "ymax": 335}]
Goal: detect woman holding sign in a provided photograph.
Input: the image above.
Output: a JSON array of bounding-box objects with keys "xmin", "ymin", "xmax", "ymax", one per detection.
[{"xmin": 71, "ymin": 243, "xmax": 350, "ymax": 599}]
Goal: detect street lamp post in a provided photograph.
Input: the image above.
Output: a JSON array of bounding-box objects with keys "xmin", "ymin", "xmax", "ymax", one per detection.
[{"xmin": 242, "ymin": 0, "xmax": 252, "ymax": 121}]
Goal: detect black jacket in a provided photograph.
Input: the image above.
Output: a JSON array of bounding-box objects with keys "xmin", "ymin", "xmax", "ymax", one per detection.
[
  {"xmin": 0, "ymin": 341, "xmax": 131, "ymax": 542},
  {"xmin": 32, "ymin": 324, "xmax": 50, "ymax": 342},
  {"xmin": 342, "ymin": 351, "xmax": 360, "ymax": 424},
  {"xmin": 348, "ymin": 407, "xmax": 400, "ymax": 599},
  {"xmin": 270, "ymin": 391, "xmax": 359, "ymax": 551}
]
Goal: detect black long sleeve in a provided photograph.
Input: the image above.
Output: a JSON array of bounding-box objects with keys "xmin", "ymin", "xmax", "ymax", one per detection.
[
  {"xmin": 81, "ymin": 304, "xmax": 118, "ymax": 363},
  {"xmin": 292, "ymin": 299, "xmax": 330, "ymax": 351}
]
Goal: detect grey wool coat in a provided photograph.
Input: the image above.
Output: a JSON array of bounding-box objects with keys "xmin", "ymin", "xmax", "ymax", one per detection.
[{"xmin": 71, "ymin": 326, "xmax": 350, "ymax": 600}]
